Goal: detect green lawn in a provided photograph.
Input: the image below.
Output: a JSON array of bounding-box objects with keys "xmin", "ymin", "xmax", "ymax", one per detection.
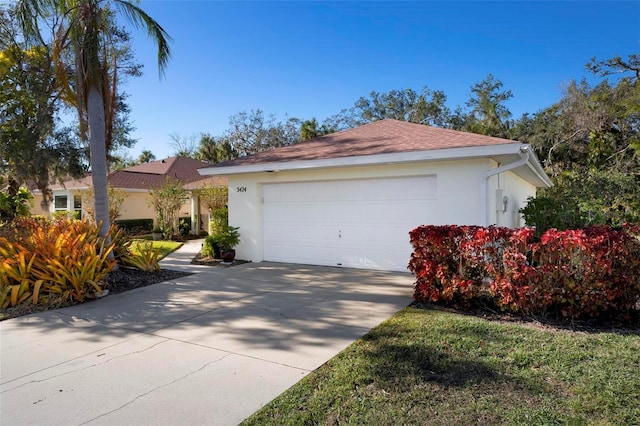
[
  {"xmin": 129, "ymin": 239, "xmax": 183, "ymax": 260},
  {"xmin": 242, "ymin": 307, "xmax": 640, "ymax": 426}
]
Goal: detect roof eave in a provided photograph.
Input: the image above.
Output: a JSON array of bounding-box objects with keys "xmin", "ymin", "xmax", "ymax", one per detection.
[
  {"xmin": 524, "ymin": 149, "xmax": 553, "ymax": 188},
  {"xmin": 199, "ymin": 143, "xmax": 526, "ymax": 176}
]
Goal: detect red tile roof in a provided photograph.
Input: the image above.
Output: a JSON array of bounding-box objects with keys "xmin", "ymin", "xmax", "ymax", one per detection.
[
  {"xmin": 123, "ymin": 156, "xmax": 212, "ymax": 183},
  {"xmin": 211, "ymin": 119, "xmax": 518, "ymax": 167},
  {"xmin": 183, "ymin": 176, "xmax": 228, "ymax": 190},
  {"xmin": 48, "ymin": 157, "xmax": 226, "ymax": 191}
]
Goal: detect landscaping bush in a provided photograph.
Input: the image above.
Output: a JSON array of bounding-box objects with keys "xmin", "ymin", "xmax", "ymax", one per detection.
[
  {"xmin": 115, "ymin": 218, "xmax": 154, "ymax": 235},
  {"xmin": 202, "ymin": 235, "xmax": 221, "ymax": 259},
  {"xmin": 493, "ymin": 226, "xmax": 640, "ymax": 319},
  {"xmin": 178, "ymin": 217, "xmax": 191, "ymax": 236},
  {"xmin": 408, "ymin": 224, "xmax": 640, "ymax": 321},
  {"xmin": 111, "ymin": 227, "xmax": 162, "ymax": 272},
  {"xmin": 209, "ymin": 207, "xmax": 228, "ymax": 236},
  {"xmin": 0, "ymin": 218, "xmax": 116, "ymax": 308}
]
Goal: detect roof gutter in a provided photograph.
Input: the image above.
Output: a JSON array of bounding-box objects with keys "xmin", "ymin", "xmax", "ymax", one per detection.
[{"xmin": 480, "ymin": 145, "xmax": 531, "ymax": 226}]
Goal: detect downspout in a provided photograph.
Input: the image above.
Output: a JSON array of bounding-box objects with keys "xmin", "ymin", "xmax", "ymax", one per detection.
[{"xmin": 480, "ymin": 146, "xmax": 531, "ymax": 226}]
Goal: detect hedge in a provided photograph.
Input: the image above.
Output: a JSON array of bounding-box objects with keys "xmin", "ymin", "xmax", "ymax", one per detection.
[
  {"xmin": 114, "ymin": 218, "xmax": 154, "ymax": 234},
  {"xmin": 408, "ymin": 225, "xmax": 640, "ymax": 321}
]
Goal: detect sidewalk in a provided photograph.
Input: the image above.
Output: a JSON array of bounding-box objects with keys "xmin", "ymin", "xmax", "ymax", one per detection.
[{"xmin": 158, "ymin": 238, "xmax": 207, "ymax": 271}]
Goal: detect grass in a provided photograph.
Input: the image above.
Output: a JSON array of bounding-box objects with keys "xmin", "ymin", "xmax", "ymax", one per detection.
[
  {"xmin": 242, "ymin": 307, "xmax": 640, "ymax": 426},
  {"xmin": 129, "ymin": 239, "xmax": 183, "ymax": 260}
]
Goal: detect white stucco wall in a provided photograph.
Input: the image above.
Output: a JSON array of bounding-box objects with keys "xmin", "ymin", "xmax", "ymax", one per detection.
[
  {"xmin": 484, "ymin": 162, "xmax": 537, "ymax": 228},
  {"xmin": 501, "ymin": 170, "xmax": 537, "ymax": 227},
  {"xmin": 227, "ymin": 159, "xmax": 501, "ymax": 263}
]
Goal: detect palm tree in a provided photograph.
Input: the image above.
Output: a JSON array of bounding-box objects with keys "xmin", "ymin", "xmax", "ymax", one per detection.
[
  {"xmin": 300, "ymin": 118, "xmax": 319, "ymax": 141},
  {"xmin": 16, "ymin": 0, "xmax": 171, "ymax": 239},
  {"xmin": 138, "ymin": 149, "xmax": 156, "ymax": 164}
]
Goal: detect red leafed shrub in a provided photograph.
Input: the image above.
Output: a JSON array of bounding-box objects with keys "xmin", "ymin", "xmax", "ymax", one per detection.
[
  {"xmin": 408, "ymin": 224, "xmax": 640, "ymax": 321},
  {"xmin": 408, "ymin": 225, "xmax": 504, "ymax": 305}
]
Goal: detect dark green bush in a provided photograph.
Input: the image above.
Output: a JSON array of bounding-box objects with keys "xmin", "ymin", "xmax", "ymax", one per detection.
[
  {"xmin": 202, "ymin": 235, "xmax": 221, "ymax": 258},
  {"xmin": 521, "ymin": 170, "xmax": 640, "ymax": 236},
  {"xmin": 115, "ymin": 218, "xmax": 154, "ymax": 235},
  {"xmin": 519, "ymin": 196, "xmax": 584, "ymax": 237},
  {"xmin": 179, "ymin": 217, "xmax": 191, "ymax": 236}
]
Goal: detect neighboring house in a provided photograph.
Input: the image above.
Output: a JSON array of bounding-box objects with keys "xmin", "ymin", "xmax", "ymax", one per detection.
[
  {"xmin": 198, "ymin": 119, "xmax": 552, "ymax": 272},
  {"xmin": 30, "ymin": 156, "xmax": 227, "ymax": 234}
]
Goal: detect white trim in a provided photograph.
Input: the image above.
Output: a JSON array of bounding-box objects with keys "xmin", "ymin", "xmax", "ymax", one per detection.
[
  {"xmin": 110, "ymin": 188, "xmax": 150, "ymax": 193},
  {"xmin": 523, "ymin": 149, "xmax": 553, "ymax": 187},
  {"xmin": 199, "ymin": 144, "xmax": 525, "ymax": 176}
]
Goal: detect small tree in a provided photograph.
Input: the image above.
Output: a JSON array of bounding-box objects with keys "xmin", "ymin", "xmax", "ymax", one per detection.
[
  {"xmin": 148, "ymin": 177, "xmax": 189, "ymax": 238},
  {"xmin": 199, "ymin": 184, "xmax": 228, "ymax": 235},
  {"xmin": 0, "ymin": 178, "xmax": 33, "ymax": 223},
  {"xmin": 82, "ymin": 185, "xmax": 126, "ymax": 224}
]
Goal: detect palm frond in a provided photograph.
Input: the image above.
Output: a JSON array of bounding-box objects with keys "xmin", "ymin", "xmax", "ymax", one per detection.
[
  {"xmin": 15, "ymin": 0, "xmax": 50, "ymax": 43},
  {"xmin": 113, "ymin": 0, "xmax": 171, "ymax": 77}
]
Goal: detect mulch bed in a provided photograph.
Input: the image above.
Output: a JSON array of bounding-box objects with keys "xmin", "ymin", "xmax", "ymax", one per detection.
[
  {"xmin": 0, "ymin": 252, "xmax": 247, "ymax": 321},
  {"xmin": 190, "ymin": 252, "xmax": 250, "ymax": 267},
  {"xmin": 106, "ymin": 268, "xmax": 192, "ymax": 294}
]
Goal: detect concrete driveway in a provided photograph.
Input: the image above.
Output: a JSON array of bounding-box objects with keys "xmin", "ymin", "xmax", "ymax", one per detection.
[{"xmin": 1, "ymin": 243, "xmax": 414, "ymax": 425}]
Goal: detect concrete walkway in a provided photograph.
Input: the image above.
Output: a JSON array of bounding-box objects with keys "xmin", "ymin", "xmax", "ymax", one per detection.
[{"xmin": 1, "ymin": 241, "xmax": 414, "ymax": 425}]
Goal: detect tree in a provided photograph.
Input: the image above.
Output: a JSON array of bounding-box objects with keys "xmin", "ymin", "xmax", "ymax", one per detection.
[
  {"xmin": 169, "ymin": 132, "xmax": 198, "ymax": 157},
  {"xmin": 17, "ymin": 0, "xmax": 171, "ymax": 239},
  {"xmin": 0, "ymin": 177, "xmax": 33, "ymax": 223},
  {"xmin": 147, "ymin": 177, "xmax": 188, "ymax": 239},
  {"xmin": 81, "ymin": 184, "xmax": 126, "ymax": 223},
  {"xmin": 464, "ymin": 74, "xmax": 513, "ymax": 138},
  {"xmin": 199, "ymin": 184, "xmax": 228, "ymax": 235},
  {"xmin": 299, "ymin": 118, "xmax": 334, "ymax": 141},
  {"xmin": 0, "ymin": 8, "xmax": 86, "ymax": 213},
  {"xmin": 323, "ymin": 87, "xmax": 452, "ymax": 131},
  {"xmin": 514, "ymin": 77, "xmax": 639, "ymax": 176},
  {"xmin": 587, "ymin": 53, "xmax": 640, "ymax": 81},
  {"xmin": 199, "ymin": 185, "xmax": 228, "ymax": 212},
  {"xmin": 137, "ymin": 150, "xmax": 155, "ymax": 164},
  {"xmin": 223, "ymin": 110, "xmax": 301, "ymax": 157},
  {"xmin": 515, "ymin": 53, "xmax": 640, "ymax": 231},
  {"xmin": 196, "ymin": 133, "xmax": 236, "ymax": 164},
  {"xmin": 300, "ymin": 118, "xmax": 320, "ymax": 141}
]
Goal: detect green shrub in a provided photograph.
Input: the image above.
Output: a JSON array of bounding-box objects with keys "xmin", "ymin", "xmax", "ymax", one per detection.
[
  {"xmin": 209, "ymin": 207, "xmax": 228, "ymax": 235},
  {"xmin": 520, "ymin": 170, "xmax": 640, "ymax": 236},
  {"xmin": 115, "ymin": 218, "xmax": 154, "ymax": 235},
  {"xmin": 122, "ymin": 241, "xmax": 162, "ymax": 272},
  {"xmin": 202, "ymin": 235, "xmax": 220, "ymax": 258},
  {"xmin": 178, "ymin": 217, "xmax": 191, "ymax": 236},
  {"xmin": 0, "ymin": 185, "xmax": 33, "ymax": 223},
  {"xmin": 520, "ymin": 196, "xmax": 584, "ymax": 237}
]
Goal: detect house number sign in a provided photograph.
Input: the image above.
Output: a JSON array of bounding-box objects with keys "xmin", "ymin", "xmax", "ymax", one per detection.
[{"xmin": 236, "ymin": 187, "xmax": 247, "ymax": 193}]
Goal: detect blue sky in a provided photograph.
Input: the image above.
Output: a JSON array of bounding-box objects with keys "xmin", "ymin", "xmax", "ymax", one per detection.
[{"xmin": 121, "ymin": 1, "xmax": 640, "ymax": 160}]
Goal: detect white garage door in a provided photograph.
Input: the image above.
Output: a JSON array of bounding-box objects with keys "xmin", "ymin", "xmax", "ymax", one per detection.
[{"xmin": 262, "ymin": 175, "xmax": 437, "ymax": 271}]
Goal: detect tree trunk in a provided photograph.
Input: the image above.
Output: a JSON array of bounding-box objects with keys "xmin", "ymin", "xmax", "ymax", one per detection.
[{"xmin": 87, "ymin": 84, "xmax": 111, "ymax": 241}]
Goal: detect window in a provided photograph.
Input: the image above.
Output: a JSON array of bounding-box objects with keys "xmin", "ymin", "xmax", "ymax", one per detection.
[
  {"xmin": 54, "ymin": 195, "xmax": 68, "ymax": 210},
  {"xmin": 73, "ymin": 195, "xmax": 82, "ymax": 219}
]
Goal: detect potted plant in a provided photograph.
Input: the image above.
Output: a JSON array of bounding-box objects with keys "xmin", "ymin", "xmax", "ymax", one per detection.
[
  {"xmin": 151, "ymin": 227, "xmax": 163, "ymax": 241},
  {"xmin": 215, "ymin": 226, "xmax": 240, "ymax": 263}
]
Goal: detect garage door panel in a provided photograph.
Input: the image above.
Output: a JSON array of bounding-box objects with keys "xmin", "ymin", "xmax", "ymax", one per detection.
[
  {"xmin": 263, "ymin": 176, "xmax": 436, "ymax": 272},
  {"xmin": 265, "ymin": 224, "xmax": 338, "ymax": 244},
  {"xmin": 264, "ymin": 243, "xmax": 338, "ymax": 266}
]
